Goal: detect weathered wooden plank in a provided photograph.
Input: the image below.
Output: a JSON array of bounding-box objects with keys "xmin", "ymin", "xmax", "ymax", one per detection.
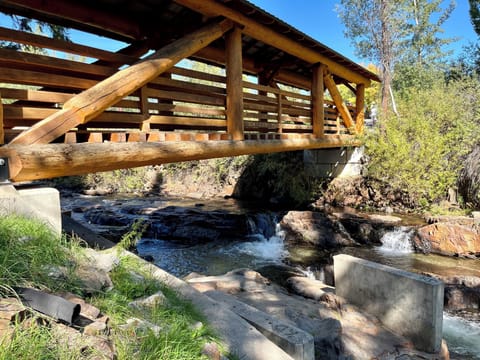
[
  {"xmin": 8, "ymin": 19, "xmax": 233, "ymax": 145},
  {"xmin": 3, "ymin": 106, "xmax": 57, "ymax": 120},
  {"xmin": 0, "ymin": 26, "xmax": 136, "ymax": 65},
  {"xmin": 323, "ymin": 72, "xmax": 355, "ymax": 133},
  {"xmin": 150, "ymin": 76, "xmax": 226, "ymax": 96},
  {"xmin": 225, "ymin": 27, "xmax": 244, "ymax": 140},
  {"xmin": 0, "ymin": 88, "xmax": 73, "ymax": 103},
  {"xmin": 0, "ymin": 67, "xmax": 97, "ymax": 89},
  {"xmin": 167, "ymin": 66, "xmax": 226, "ymax": 84},
  {"xmin": 1, "ymin": 137, "xmax": 359, "ymax": 181},
  {"xmin": 148, "ymin": 115, "xmax": 227, "ymax": 127},
  {"xmin": 153, "ymin": 104, "xmax": 225, "ymax": 117},
  {"xmin": 146, "ymin": 88, "xmax": 225, "ymax": 107},
  {"xmin": 0, "ymin": 48, "xmax": 115, "ymax": 78}
]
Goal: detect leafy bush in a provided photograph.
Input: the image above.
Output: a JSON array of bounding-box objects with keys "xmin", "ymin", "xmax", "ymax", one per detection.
[{"xmin": 364, "ymin": 77, "xmax": 480, "ymax": 207}]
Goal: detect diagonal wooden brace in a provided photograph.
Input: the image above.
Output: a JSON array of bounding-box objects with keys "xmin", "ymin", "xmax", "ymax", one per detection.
[{"xmin": 9, "ymin": 18, "xmax": 233, "ymax": 145}]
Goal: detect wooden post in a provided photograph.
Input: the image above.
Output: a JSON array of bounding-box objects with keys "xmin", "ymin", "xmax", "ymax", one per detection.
[
  {"xmin": 355, "ymin": 83, "xmax": 365, "ymax": 134},
  {"xmin": 323, "ymin": 71, "xmax": 355, "ymax": 134},
  {"xmin": 9, "ymin": 19, "xmax": 233, "ymax": 145},
  {"xmin": 312, "ymin": 64, "xmax": 325, "ymax": 138},
  {"xmin": 277, "ymin": 92, "xmax": 283, "ymax": 133},
  {"xmin": 0, "ymin": 93, "xmax": 4, "ymax": 145},
  {"xmin": 139, "ymin": 86, "xmax": 151, "ymax": 132},
  {"xmin": 225, "ymin": 27, "xmax": 244, "ymax": 141}
]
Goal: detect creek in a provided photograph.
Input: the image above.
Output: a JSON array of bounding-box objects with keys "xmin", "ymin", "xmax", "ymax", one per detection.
[{"xmin": 63, "ymin": 194, "xmax": 480, "ymax": 358}]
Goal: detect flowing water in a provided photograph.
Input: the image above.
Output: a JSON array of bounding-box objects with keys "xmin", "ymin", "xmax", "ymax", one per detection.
[{"xmin": 64, "ymin": 195, "xmax": 480, "ymax": 358}]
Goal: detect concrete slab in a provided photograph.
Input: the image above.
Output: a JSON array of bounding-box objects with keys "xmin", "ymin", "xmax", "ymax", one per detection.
[
  {"xmin": 205, "ymin": 290, "xmax": 315, "ymax": 360},
  {"xmin": 334, "ymin": 254, "xmax": 444, "ymax": 353},
  {"xmin": 304, "ymin": 147, "xmax": 364, "ymax": 178},
  {"xmin": 119, "ymin": 250, "xmax": 294, "ymax": 360},
  {"xmin": 0, "ymin": 185, "xmax": 61, "ymax": 236}
]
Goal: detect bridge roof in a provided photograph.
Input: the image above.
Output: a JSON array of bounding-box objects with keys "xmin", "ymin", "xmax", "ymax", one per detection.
[{"xmin": 0, "ymin": 0, "xmax": 380, "ymax": 84}]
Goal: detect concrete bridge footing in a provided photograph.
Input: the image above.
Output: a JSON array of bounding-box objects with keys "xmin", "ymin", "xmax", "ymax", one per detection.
[
  {"xmin": 303, "ymin": 146, "xmax": 364, "ymax": 178},
  {"xmin": 0, "ymin": 185, "xmax": 61, "ymax": 236}
]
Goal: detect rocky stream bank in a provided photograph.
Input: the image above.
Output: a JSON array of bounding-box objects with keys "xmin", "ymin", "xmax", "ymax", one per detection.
[{"xmin": 55, "ymin": 188, "xmax": 480, "ymax": 359}]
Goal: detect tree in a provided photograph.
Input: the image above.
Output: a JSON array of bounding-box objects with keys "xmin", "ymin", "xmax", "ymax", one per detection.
[
  {"xmin": 337, "ymin": 0, "xmax": 401, "ymax": 115},
  {"xmin": 470, "ymin": 0, "xmax": 480, "ymax": 36},
  {"xmin": 336, "ymin": 0, "xmax": 455, "ymax": 115}
]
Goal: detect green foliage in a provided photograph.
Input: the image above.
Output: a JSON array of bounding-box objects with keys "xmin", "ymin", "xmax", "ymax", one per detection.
[
  {"xmin": 118, "ymin": 219, "xmax": 148, "ymax": 251},
  {"xmin": 0, "ymin": 215, "xmax": 79, "ymax": 292},
  {"xmin": 92, "ymin": 258, "xmax": 218, "ymax": 360},
  {"xmin": 469, "ymin": 0, "xmax": 480, "ymax": 36},
  {"xmin": 364, "ymin": 76, "xmax": 480, "ymax": 207}
]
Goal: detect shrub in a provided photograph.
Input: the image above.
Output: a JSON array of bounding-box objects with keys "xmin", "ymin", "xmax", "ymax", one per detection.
[{"xmin": 364, "ymin": 77, "xmax": 480, "ymax": 207}]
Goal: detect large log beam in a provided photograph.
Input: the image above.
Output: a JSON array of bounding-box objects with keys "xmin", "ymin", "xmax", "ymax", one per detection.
[
  {"xmin": 175, "ymin": 0, "xmax": 371, "ymax": 85},
  {"xmin": 8, "ymin": 19, "xmax": 233, "ymax": 146},
  {"xmin": 1, "ymin": 138, "xmax": 360, "ymax": 182},
  {"xmin": 312, "ymin": 64, "xmax": 325, "ymax": 138},
  {"xmin": 355, "ymin": 84, "xmax": 365, "ymax": 134},
  {"xmin": 225, "ymin": 27, "xmax": 244, "ymax": 140},
  {"xmin": 323, "ymin": 71, "xmax": 355, "ymax": 134}
]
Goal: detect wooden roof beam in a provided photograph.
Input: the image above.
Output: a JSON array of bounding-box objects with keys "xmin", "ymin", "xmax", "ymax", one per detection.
[
  {"xmin": 1, "ymin": 0, "xmax": 141, "ymax": 41},
  {"xmin": 174, "ymin": 0, "xmax": 371, "ymax": 85},
  {"xmin": 8, "ymin": 19, "xmax": 233, "ymax": 145}
]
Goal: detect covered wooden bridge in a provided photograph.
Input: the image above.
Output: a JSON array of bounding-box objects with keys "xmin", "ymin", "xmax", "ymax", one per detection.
[{"xmin": 0, "ymin": 0, "xmax": 379, "ymax": 183}]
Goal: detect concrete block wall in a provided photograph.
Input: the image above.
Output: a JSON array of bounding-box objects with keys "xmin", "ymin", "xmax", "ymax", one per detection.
[
  {"xmin": 303, "ymin": 146, "xmax": 364, "ymax": 178},
  {"xmin": 333, "ymin": 254, "xmax": 444, "ymax": 353},
  {"xmin": 0, "ymin": 185, "xmax": 62, "ymax": 236}
]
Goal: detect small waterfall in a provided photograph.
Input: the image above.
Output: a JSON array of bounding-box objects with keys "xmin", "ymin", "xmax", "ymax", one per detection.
[
  {"xmin": 378, "ymin": 227, "xmax": 414, "ymax": 253},
  {"xmin": 236, "ymin": 213, "xmax": 287, "ymax": 262}
]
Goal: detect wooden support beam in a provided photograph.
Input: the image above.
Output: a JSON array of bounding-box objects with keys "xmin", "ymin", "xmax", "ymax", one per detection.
[
  {"xmin": 323, "ymin": 71, "xmax": 355, "ymax": 134},
  {"xmin": 175, "ymin": 0, "xmax": 371, "ymax": 85},
  {"xmin": 1, "ymin": 137, "xmax": 360, "ymax": 182},
  {"xmin": 0, "ymin": 92, "xmax": 3, "ymax": 145},
  {"xmin": 355, "ymin": 83, "xmax": 365, "ymax": 134},
  {"xmin": 8, "ymin": 19, "xmax": 233, "ymax": 146},
  {"xmin": 139, "ymin": 86, "xmax": 151, "ymax": 132},
  {"xmin": 225, "ymin": 27, "xmax": 244, "ymax": 141},
  {"xmin": 312, "ymin": 64, "xmax": 325, "ymax": 138}
]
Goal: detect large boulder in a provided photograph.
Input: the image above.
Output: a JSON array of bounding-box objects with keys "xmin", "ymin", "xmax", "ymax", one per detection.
[
  {"xmin": 280, "ymin": 211, "xmax": 355, "ymax": 248},
  {"xmin": 413, "ymin": 222, "xmax": 480, "ymax": 257}
]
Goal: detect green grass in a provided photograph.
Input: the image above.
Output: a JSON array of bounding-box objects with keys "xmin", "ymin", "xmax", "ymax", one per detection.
[{"xmin": 0, "ymin": 215, "xmax": 228, "ymax": 360}]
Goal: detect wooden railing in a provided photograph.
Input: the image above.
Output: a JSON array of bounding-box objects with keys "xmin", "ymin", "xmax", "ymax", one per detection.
[{"xmin": 0, "ymin": 26, "xmax": 354, "ymax": 145}]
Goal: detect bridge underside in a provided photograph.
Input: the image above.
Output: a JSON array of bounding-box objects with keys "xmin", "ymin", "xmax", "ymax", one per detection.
[{"xmin": 0, "ymin": 0, "xmax": 378, "ymax": 183}]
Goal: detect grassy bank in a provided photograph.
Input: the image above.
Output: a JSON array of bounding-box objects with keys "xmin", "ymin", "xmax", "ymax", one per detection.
[{"xmin": 0, "ymin": 215, "xmax": 226, "ymax": 360}]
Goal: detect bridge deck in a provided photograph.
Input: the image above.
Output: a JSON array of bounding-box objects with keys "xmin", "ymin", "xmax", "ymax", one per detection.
[{"xmin": 0, "ymin": 0, "xmax": 377, "ymax": 182}]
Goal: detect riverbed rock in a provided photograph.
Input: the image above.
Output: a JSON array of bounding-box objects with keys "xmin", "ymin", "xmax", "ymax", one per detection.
[
  {"xmin": 197, "ymin": 268, "xmax": 448, "ymax": 359},
  {"xmin": 280, "ymin": 211, "xmax": 355, "ymax": 247},
  {"xmin": 413, "ymin": 222, "xmax": 480, "ymax": 257}
]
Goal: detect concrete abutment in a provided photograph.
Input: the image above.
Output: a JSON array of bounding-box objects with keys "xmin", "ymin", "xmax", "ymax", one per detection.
[
  {"xmin": 0, "ymin": 185, "xmax": 61, "ymax": 236},
  {"xmin": 334, "ymin": 254, "xmax": 444, "ymax": 353}
]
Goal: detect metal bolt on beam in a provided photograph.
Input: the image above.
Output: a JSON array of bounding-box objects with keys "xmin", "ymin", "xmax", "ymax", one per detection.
[{"xmin": 0, "ymin": 157, "xmax": 10, "ymax": 183}]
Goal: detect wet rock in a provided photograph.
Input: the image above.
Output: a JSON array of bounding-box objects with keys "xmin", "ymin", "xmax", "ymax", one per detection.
[
  {"xmin": 255, "ymin": 264, "xmax": 306, "ymax": 288},
  {"xmin": 413, "ymin": 222, "xmax": 480, "ymax": 257},
  {"xmin": 75, "ymin": 266, "xmax": 113, "ymax": 293},
  {"xmin": 280, "ymin": 211, "xmax": 355, "ymax": 248},
  {"xmin": 444, "ymin": 286, "xmax": 480, "ymax": 310},
  {"xmin": 128, "ymin": 291, "xmax": 167, "ymax": 311},
  {"xmin": 286, "ymin": 277, "xmax": 340, "ymax": 308}
]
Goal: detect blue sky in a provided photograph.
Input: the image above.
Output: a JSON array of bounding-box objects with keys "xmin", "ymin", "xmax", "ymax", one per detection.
[
  {"xmin": 1, "ymin": 1, "xmax": 477, "ymax": 66},
  {"xmin": 249, "ymin": 0, "xmax": 478, "ymax": 65}
]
